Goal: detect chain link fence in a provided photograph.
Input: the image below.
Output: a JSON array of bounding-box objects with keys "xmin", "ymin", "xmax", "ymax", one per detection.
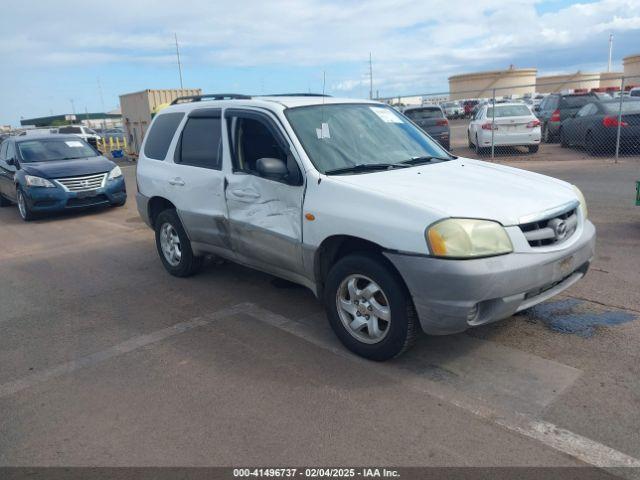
[{"xmin": 380, "ymin": 74, "xmax": 640, "ymax": 161}]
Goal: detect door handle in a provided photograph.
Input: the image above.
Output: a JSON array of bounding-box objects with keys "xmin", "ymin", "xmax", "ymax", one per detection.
[
  {"xmin": 230, "ymin": 188, "xmax": 260, "ymax": 199},
  {"xmin": 169, "ymin": 178, "xmax": 185, "ymax": 186}
]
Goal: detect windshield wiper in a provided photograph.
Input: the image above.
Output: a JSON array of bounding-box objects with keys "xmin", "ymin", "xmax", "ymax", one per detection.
[
  {"xmin": 399, "ymin": 155, "xmax": 450, "ymax": 166},
  {"xmin": 324, "ymin": 163, "xmax": 408, "ymax": 175}
]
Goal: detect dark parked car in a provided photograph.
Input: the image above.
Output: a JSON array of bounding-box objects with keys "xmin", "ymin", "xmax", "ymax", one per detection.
[
  {"xmin": 463, "ymin": 100, "xmax": 479, "ymax": 118},
  {"xmin": 403, "ymin": 105, "xmax": 450, "ymax": 150},
  {"xmin": 0, "ymin": 135, "xmax": 126, "ymax": 221},
  {"xmin": 536, "ymin": 92, "xmax": 598, "ymax": 143},
  {"xmin": 559, "ymin": 98, "xmax": 640, "ymax": 155}
]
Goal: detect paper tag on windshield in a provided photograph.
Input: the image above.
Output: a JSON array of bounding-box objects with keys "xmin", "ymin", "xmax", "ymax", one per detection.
[
  {"xmin": 370, "ymin": 107, "xmax": 402, "ymax": 123},
  {"xmin": 65, "ymin": 141, "xmax": 84, "ymax": 147},
  {"xmin": 315, "ymin": 122, "xmax": 330, "ymax": 139}
]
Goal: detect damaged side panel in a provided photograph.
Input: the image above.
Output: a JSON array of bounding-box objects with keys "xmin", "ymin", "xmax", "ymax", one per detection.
[{"xmin": 225, "ymin": 173, "xmax": 305, "ymax": 277}]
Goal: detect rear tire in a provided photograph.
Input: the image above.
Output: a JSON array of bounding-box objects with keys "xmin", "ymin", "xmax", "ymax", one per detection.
[
  {"xmin": 467, "ymin": 131, "xmax": 473, "ymax": 149},
  {"xmin": 542, "ymin": 123, "xmax": 554, "ymax": 143},
  {"xmin": 0, "ymin": 194, "xmax": 11, "ymax": 207},
  {"xmin": 155, "ymin": 209, "xmax": 203, "ymax": 277},
  {"xmin": 528, "ymin": 144, "xmax": 539, "ymax": 153},
  {"xmin": 559, "ymin": 127, "xmax": 568, "ymax": 148},
  {"xmin": 586, "ymin": 132, "xmax": 599, "ymax": 156},
  {"xmin": 324, "ymin": 253, "xmax": 419, "ymax": 361},
  {"xmin": 475, "ymin": 135, "xmax": 484, "ymax": 155}
]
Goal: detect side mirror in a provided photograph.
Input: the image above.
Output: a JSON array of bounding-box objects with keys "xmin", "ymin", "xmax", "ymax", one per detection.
[
  {"xmin": 256, "ymin": 157, "xmax": 288, "ymax": 181},
  {"xmin": 533, "ymin": 106, "xmax": 540, "ymax": 112},
  {"xmin": 6, "ymin": 157, "xmax": 15, "ymax": 166}
]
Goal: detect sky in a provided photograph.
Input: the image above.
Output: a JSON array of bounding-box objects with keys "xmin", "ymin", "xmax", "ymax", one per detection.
[{"xmin": 1, "ymin": 0, "xmax": 639, "ymax": 126}]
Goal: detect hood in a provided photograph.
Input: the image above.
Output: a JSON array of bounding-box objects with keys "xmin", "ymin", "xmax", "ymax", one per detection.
[
  {"xmin": 20, "ymin": 156, "xmax": 115, "ymax": 179},
  {"xmin": 329, "ymin": 158, "xmax": 577, "ymax": 226}
]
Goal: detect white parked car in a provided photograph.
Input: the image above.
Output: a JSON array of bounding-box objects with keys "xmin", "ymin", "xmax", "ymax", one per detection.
[
  {"xmin": 629, "ymin": 87, "xmax": 640, "ymax": 98},
  {"xmin": 56, "ymin": 125, "xmax": 102, "ymax": 148},
  {"xmin": 136, "ymin": 94, "xmax": 595, "ymax": 360},
  {"xmin": 440, "ymin": 101, "xmax": 463, "ymax": 119},
  {"xmin": 468, "ymin": 102, "xmax": 541, "ymax": 154}
]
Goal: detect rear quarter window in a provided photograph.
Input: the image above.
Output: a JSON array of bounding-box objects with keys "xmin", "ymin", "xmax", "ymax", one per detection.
[{"xmin": 143, "ymin": 112, "xmax": 185, "ymax": 160}]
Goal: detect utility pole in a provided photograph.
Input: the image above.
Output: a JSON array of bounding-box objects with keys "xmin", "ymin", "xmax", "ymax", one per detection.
[
  {"xmin": 608, "ymin": 33, "xmax": 613, "ymax": 72},
  {"xmin": 175, "ymin": 33, "xmax": 184, "ymax": 89},
  {"xmin": 369, "ymin": 52, "xmax": 373, "ymax": 100},
  {"xmin": 97, "ymin": 77, "xmax": 107, "ymax": 131}
]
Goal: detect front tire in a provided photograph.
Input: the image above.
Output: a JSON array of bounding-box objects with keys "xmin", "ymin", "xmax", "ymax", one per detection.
[
  {"xmin": 528, "ymin": 144, "xmax": 539, "ymax": 153},
  {"xmin": 155, "ymin": 209, "xmax": 203, "ymax": 277},
  {"xmin": 17, "ymin": 188, "xmax": 35, "ymax": 221},
  {"xmin": 324, "ymin": 253, "xmax": 419, "ymax": 361}
]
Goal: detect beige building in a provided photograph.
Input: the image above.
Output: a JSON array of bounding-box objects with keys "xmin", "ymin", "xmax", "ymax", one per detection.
[
  {"xmin": 448, "ymin": 67, "xmax": 537, "ymax": 100},
  {"xmin": 599, "ymin": 72, "xmax": 624, "ymax": 89},
  {"xmin": 536, "ymin": 72, "xmax": 600, "ymax": 93},
  {"xmin": 119, "ymin": 88, "xmax": 201, "ymax": 155},
  {"xmin": 623, "ymin": 54, "xmax": 640, "ymax": 84}
]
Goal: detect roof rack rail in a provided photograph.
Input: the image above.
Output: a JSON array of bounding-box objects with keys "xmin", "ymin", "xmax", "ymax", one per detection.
[
  {"xmin": 262, "ymin": 93, "xmax": 332, "ymax": 97},
  {"xmin": 170, "ymin": 94, "xmax": 252, "ymax": 105}
]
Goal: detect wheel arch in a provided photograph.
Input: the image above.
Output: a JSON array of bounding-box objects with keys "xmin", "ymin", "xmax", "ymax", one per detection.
[
  {"xmin": 148, "ymin": 196, "xmax": 176, "ymax": 228},
  {"xmin": 313, "ymin": 235, "xmax": 407, "ymax": 298}
]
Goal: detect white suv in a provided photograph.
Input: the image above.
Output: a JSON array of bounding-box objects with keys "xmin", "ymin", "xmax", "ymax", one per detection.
[{"xmin": 136, "ymin": 94, "xmax": 595, "ymax": 360}]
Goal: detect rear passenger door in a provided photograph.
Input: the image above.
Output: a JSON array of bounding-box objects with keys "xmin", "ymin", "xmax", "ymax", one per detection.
[{"xmin": 170, "ymin": 108, "xmax": 229, "ymax": 249}]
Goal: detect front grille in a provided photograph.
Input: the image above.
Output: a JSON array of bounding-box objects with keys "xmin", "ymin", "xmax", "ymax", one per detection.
[
  {"xmin": 519, "ymin": 207, "xmax": 578, "ymax": 247},
  {"xmin": 66, "ymin": 195, "xmax": 109, "ymax": 208},
  {"xmin": 56, "ymin": 173, "xmax": 107, "ymax": 192}
]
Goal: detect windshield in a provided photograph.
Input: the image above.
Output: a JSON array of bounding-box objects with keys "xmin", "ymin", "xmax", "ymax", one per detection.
[
  {"xmin": 285, "ymin": 104, "xmax": 450, "ymax": 174},
  {"xmin": 486, "ymin": 105, "xmax": 532, "ymax": 117},
  {"xmin": 17, "ymin": 138, "xmax": 98, "ymax": 162}
]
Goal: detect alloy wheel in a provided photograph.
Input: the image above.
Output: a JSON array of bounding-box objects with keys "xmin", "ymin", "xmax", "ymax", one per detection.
[
  {"xmin": 336, "ymin": 274, "xmax": 391, "ymax": 344},
  {"xmin": 17, "ymin": 191, "xmax": 27, "ymax": 219},
  {"xmin": 159, "ymin": 222, "xmax": 182, "ymax": 267}
]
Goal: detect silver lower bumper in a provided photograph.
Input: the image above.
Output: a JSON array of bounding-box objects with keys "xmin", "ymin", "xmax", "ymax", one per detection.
[{"xmin": 384, "ymin": 220, "xmax": 596, "ymax": 335}]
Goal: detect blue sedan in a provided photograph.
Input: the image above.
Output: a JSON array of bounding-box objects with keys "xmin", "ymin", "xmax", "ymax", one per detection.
[{"xmin": 0, "ymin": 134, "xmax": 126, "ymax": 221}]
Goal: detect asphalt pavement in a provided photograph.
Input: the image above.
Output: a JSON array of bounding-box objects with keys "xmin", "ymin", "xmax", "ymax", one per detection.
[{"xmin": 1, "ymin": 153, "xmax": 639, "ymax": 477}]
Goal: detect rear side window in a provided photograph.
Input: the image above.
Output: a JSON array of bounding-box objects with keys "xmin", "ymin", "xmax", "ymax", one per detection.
[
  {"xmin": 177, "ymin": 117, "xmax": 222, "ymax": 169},
  {"xmin": 143, "ymin": 112, "xmax": 184, "ymax": 160}
]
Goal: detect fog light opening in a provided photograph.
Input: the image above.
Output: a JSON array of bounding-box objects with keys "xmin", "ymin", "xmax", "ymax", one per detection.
[{"xmin": 467, "ymin": 304, "xmax": 479, "ymax": 322}]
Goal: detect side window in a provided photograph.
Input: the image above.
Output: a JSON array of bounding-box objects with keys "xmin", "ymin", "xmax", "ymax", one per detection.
[
  {"xmin": 143, "ymin": 112, "xmax": 184, "ymax": 160},
  {"xmin": 177, "ymin": 116, "xmax": 222, "ymax": 170},
  {"xmin": 6, "ymin": 142, "xmax": 15, "ymax": 160},
  {"xmin": 229, "ymin": 117, "xmax": 287, "ymax": 173},
  {"xmin": 226, "ymin": 112, "xmax": 302, "ymax": 185},
  {"xmin": 0, "ymin": 142, "xmax": 7, "ymax": 160}
]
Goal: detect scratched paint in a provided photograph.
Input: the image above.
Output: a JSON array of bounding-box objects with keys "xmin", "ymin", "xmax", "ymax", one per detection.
[{"xmin": 525, "ymin": 298, "xmax": 636, "ymax": 337}]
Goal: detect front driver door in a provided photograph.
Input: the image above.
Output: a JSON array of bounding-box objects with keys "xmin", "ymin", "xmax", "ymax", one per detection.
[
  {"xmin": 223, "ymin": 109, "xmax": 306, "ymax": 279},
  {"xmin": 0, "ymin": 142, "xmax": 17, "ymax": 201}
]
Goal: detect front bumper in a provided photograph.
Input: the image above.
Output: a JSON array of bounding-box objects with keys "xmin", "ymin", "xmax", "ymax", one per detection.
[
  {"xmin": 23, "ymin": 177, "xmax": 127, "ymax": 212},
  {"xmin": 384, "ymin": 220, "xmax": 596, "ymax": 335}
]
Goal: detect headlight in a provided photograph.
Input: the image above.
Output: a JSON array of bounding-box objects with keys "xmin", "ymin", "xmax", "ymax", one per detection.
[
  {"xmin": 426, "ymin": 218, "xmax": 513, "ymax": 258},
  {"xmin": 108, "ymin": 166, "xmax": 122, "ymax": 180},
  {"xmin": 572, "ymin": 185, "xmax": 587, "ymax": 219},
  {"xmin": 24, "ymin": 175, "xmax": 55, "ymax": 188}
]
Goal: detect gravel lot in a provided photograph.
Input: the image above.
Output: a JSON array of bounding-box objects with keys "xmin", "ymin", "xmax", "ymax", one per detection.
[{"xmin": 1, "ymin": 146, "xmax": 639, "ymax": 475}]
